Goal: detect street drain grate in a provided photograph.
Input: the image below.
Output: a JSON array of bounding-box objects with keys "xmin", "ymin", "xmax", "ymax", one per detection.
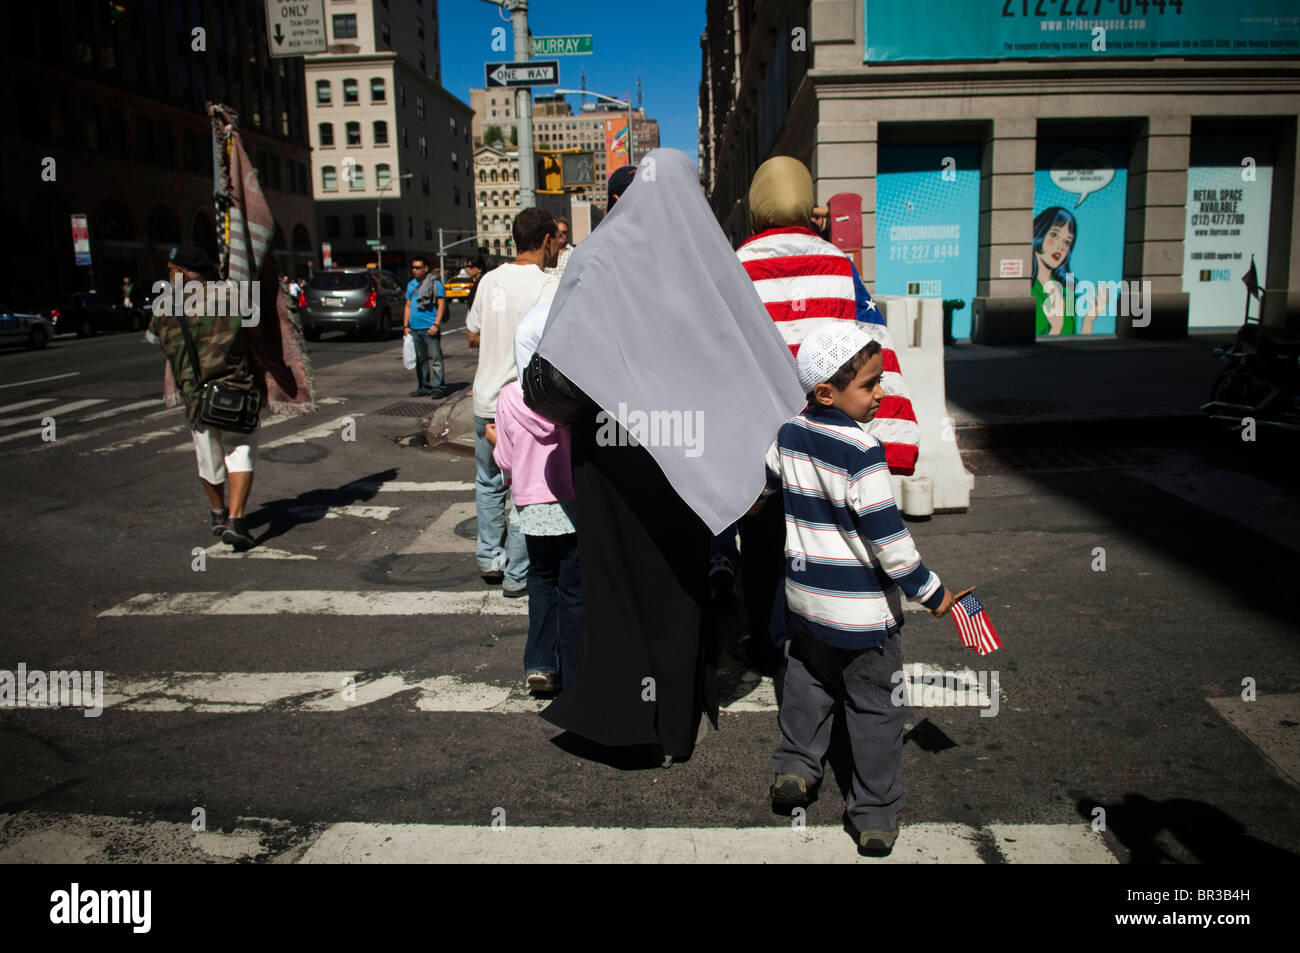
[
  {"xmin": 961, "ymin": 444, "xmax": 1137, "ymax": 474},
  {"xmin": 373, "ymin": 401, "xmax": 437, "ymax": 417}
]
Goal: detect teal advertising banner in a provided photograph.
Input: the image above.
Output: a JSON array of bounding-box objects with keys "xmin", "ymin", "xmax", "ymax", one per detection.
[
  {"xmin": 1031, "ymin": 140, "xmax": 1128, "ymax": 336},
  {"xmin": 865, "ymin": 1, "xmax": 1300, "ymax": 62},
  {"xmin": 875, "ymin": 144, "xmax": 981, "ymax": 340},
  {"xmin": 1182, "ymin": 135, "xmax": 1274, "ymax": 327}
]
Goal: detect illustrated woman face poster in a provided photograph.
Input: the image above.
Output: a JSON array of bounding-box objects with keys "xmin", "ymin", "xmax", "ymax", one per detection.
[{"xmin": 1030, "ymin": 143, "xmax": 1128, "ymax": 336}]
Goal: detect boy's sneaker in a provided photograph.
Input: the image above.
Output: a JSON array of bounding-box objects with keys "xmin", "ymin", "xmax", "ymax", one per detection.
[
  {"xmin": 770, "ymin": 773, "xmax": 813, "ymax": 807},
  {"xmin": 222, "ymin": 517, "xmax": 255, "ymax": 552},
  {"xmin": 847, "ymin": 815, "xmax": 900, "ymax": 854},
  {"xmin": 526, "ymin": 672, "xmax": 557, "ymax": 692},
  {"xmin": 210, "ymin": 508, "xmax": 229, "ymax": 538}
]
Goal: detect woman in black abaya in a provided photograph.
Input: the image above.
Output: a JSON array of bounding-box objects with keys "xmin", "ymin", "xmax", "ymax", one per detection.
[{"xmin": 527, "ymin": 149, "xmax": 805, "ymax": 764}]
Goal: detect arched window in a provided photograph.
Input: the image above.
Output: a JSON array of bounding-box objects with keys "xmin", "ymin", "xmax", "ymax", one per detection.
[
  {"xmin": 491, "ymin": 192, "xmax": 499, "ymax": 207},
  {"xmin": 345, "ymin": 121, "xmax": 361, "ymax": 147},
  {"xmin": 481, "ymin": 217, "xmax": 489, "ymax": 232},
  {"xmin": 318, "ymin": 122, "xmax": 333, "ymax": 148},
  {"xmin": 513, "ymin": 190, "xmax": 519, "ymax": 205},
  {"xmin": 370, "ymin": 77, "xmax": 386, "ymax": 102},
  {"xmin": 512, "ymin": 169, "xmax": 518, "ymax": 182},
  {"xmin": 347, "ymin": 163, "xmax": 364, "ymax": 190},
  {"xmin": 321, "ymin": 166, "xmax": 337, "ymax": 191},
  {"xmin": 315, "ymin": 80, "xmax": 331, "ymax": 104},
  {"xmin": 373, "ymin": 120, "xmax": 388, "ymax": 145},
  {"xmin": 343, "ymin": 78, "xmax": 358, "ymax": 104},
  {"xmin": 479, "ymin": 169, "xmax": 486, "ymax": 183},
  {"xmin": 376, "ymin": 164, "xmax": 391, "ymax": 189},
  {"xmin": 493, "ymin": 239, "xmax": 501, "ymax": 254}
]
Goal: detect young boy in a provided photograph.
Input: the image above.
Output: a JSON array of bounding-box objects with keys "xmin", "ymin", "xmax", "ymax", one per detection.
[{"xmin": 762, "ymin": 321, "xmax": 956, "ymax": 853}]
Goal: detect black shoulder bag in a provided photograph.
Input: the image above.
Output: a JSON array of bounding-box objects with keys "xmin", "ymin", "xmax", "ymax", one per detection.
[
  {"xmin": 174, "ymin": 313, "xmax": 261, "ymax": 433},
  {"xmin": 520, "ymin": 351, "xmax": 590, "ymax": 425}
]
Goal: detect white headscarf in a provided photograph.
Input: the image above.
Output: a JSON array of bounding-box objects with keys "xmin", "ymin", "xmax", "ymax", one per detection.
[{"xmin": 536, "ymin": 148, "xmax": 806, "ymax": 534}]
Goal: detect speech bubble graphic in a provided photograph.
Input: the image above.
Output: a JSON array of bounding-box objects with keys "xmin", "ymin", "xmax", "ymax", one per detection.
[{"xmin": 1049, "ymin": 149, "xmax": 1114, "ymax": 208}]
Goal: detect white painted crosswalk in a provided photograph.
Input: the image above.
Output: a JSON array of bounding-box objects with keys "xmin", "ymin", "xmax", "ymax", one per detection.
[{"xmin": 0, "ymin": 812, "xmax": 1118, "ymax": 864}]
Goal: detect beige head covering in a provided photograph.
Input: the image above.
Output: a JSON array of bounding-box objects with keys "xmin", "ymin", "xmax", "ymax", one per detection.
[{"xmin": 748, "ymin": 156, "xmax": 815, "ymax": 232}]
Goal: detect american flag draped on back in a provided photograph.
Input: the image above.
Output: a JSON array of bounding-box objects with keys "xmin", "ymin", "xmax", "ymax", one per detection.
[{"xmin": 952, "ymin": 592, "xmax": 1002, "ymax": 656}]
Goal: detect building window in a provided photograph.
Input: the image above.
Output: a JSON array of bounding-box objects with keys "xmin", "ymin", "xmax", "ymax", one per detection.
[
  {"xmin": 343, "ymin": 79, "xmax": 358, "ymax": 104},
  {"xmin": 401, "ymin": 126, "xmax": 408, "ymax": 148},
  {"xmin": 424, "ymin": 219, "xmax": 433, "ymax": 240},
  {"xmin": 380, "ymin": 21, "xmax": 390, "ymax": 48},
  {"xmin": 380, "ymin": 214, "xmax": 394, "ymax": 237},
  {"xmin": 416, "ymin": 96, "xmax": 424, "ymax": 118},
  {"xmin": 315, "ymin": 80, "xmax": 331, "ymax": 104},
  {"xmin": 353, "ymin": 215, "xmax": 367, "ymax": 238},
  {"xmin": 451, "ymin": 150, "xmax": 458, "ymax": 171},
  {"xmin": 479, "ymin": 170, "xmax": 486, "ymax": 183},
  {"xmin": 418, "ymin": 135, "xmax": 427, "ymax": 158},
  {"xmin": 417, "ymin": 18, "xmax": 424, "ymax": 40},
  {"xmin": 325, "ymin": 215, "xmax": 340, "ymax": 239},
  {"xmin": 454, "ymin": 187, "xmax": 460, "ymax": 205},
  {"xmin": 333, "ymin": 14, "xmax": 357, "ymax": 39},
  {"xmin": 373, "ymin": 121, "xmax": 388, "ymax": 145},
  {"xmin": 407, "ymin": 217, "xmax": 414, "ymax": 238},
  {"xmin": 370, "ymin": 78, "xmax": 386, "ymax": 103},
  {"xmin": 449, "ymin": 117, "xmax": 457, "ymax": 136},
  {"xmin": 421, "ymin": 173, "xmax": 429, "ymax": 196},
  {"xmin": 376, "ymin": 164, "xmax": 391, "ymax": 189},
  {"xmin": 513, "ymin": 190, "xmax": 519, "ymax": 205},
  {"xmin": 346, "ymin": 122, "xmax": 361, "ymax": 147},
  {"xmin": 322, "ymin": 166, "xmax": 337, "ymax": 192},
  {"xmin": 348, "ymin": 163, "xmax": 364, "ymax": 190},
  {"xmin": 492, "ymin": 192, "xmax": 499, "ymax": 207},
  {"xmin": 419, "ymin": 52, "xmax": 426, "ymax": 73},
  {"xmin": 397, "ymin": 83, "xmax": 405, "ymax": 107}
]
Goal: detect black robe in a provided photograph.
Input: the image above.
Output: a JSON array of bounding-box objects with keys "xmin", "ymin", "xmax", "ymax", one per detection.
[{"xmin": 540, "ymin": 411, "xmax": 717, "ymax": 760}]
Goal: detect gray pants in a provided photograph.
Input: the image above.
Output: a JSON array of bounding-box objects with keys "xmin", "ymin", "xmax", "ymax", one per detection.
[{"xmin": 771, "ymin": 626, "xmax": 906, "ymax": 832}]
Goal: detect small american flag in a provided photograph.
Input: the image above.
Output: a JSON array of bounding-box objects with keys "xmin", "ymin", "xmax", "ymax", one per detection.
[{"xmin": 953, "ymin": 592, "xmax": 1002, "ymax": 656}]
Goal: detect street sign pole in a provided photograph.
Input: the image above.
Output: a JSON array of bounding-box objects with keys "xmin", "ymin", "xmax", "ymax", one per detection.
[{"xmin": 513, "ymin": 1, "xmax": 534, "ymax": 212}]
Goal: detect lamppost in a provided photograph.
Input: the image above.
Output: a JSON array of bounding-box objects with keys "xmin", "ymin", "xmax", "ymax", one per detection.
[
  {"xmin": 375, "ymin": 172, "xmax": 413, "ymax": 270},
  {"xmin": 552, "ymin": 88, "xmax": 635, "ymax": 168}
]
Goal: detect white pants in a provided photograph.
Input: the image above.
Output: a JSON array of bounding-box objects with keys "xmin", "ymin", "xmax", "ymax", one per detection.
[{"xmin": 192, "ymin": 426, "xmax": 257, "ymax": 484}]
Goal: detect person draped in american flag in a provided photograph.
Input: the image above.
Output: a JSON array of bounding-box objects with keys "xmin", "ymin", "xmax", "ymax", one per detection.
[{"xmin": 711, "ymin": 156, "xmax": 921, "ymax": 675}]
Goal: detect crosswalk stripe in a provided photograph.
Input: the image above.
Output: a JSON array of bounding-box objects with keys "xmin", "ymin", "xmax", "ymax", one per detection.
[
  {"xmin": 0, "ymin": 812, "xmax": 1114, "ymax": 864},
  {"xmin": 0, "ymin": 398, "xmax": 107, "ymax": 428},
  {"xmin": 0, "ymin": 371, "xmax": 79, "ymax": 389},
  {"xmin": 262, "ymin": 414, "xmax": 361, "ymax": 448},
  {"xmin": 90, "ymin": 424, "xmax": 189, "ymax": 454},
  {"xmin": 161, "ymin": 412, "xmax": 296, "ymax": 452},
  {"xmin": 0, "ymin": 398, "xmax": 54, "ymax": 415},
  {"xmin": 98, "ymin": 590, "xmax": 530, "ymax": 617},
  {"xmin": 0, "ymin": 427, "xmax": 43, "ymax": 445},
  {"xmin": 81, "ymin": 666, "xmax": 991, "ymax": 716},
  {"xmin": 75, "ymin": 399, "xmax": 162, "ymax": 423},
  {"xmin": 349, "ymin": 480, "xmax": 475, "ymax": 492}
]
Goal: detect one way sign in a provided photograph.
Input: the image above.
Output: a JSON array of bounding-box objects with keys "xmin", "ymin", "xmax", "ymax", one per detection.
[
  {"xmin": 485, "ymin": 61, "xmax": 560, "ymax": 88},
  {"xmin": 264, "ymin": 0, "xmax": 327, "ymax": 58}
]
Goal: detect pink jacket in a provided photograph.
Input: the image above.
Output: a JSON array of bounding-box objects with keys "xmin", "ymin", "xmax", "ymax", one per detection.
[{"xmin": 492, "ymin": 381, "xmax": 574, "ymax": 505}]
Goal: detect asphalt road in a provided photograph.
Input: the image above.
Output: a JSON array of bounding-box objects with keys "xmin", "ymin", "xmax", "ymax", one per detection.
[{"xmin": 0, "ymin": 311, "xmax": 1297, "ymax": 864}]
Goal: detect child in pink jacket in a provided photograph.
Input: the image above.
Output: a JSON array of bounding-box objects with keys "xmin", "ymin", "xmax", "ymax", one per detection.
[{"xmin": 490, "ymin": 303, "xmax": 583, "ymax": 694}]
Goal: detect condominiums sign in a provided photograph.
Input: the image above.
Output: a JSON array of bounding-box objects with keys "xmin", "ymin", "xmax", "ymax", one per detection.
[{"xmin": 864, "ymin": 0, "xmax": 1300, "ymax": 62}]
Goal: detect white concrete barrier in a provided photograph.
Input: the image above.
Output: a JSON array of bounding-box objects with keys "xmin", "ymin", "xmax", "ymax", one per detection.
[{"xmin": 877, "ymin": 296, "xmax": 974, "ymax": 513}]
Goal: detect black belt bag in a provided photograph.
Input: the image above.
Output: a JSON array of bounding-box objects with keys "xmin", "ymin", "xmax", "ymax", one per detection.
[
  {"xmin": 521, "ymin": 352, "xmax": 588, "ymax": 425},
  {"xmin": 175, "ymin": 313, "xmax": 261, "ymax": 434}
]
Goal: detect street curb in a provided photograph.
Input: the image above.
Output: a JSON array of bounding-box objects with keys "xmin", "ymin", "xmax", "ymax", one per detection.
[{"xmin": 426, "ymin": 390, "xmax": 476, "ymax": 456}]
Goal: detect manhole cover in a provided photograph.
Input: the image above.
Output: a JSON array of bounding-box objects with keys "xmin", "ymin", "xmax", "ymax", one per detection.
[
  {"xmin": 374, "ymin": 401, "xmax": 437, "ymax": 417},
  {"xmin": 972, "ymin": 398, "xmax": 1068, "ymax": 415}
]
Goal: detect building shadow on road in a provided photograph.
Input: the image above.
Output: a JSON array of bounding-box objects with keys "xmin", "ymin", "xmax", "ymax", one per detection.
[
  {"xmin": 1076, "ymin": 793, "xmax": 1300, "ymax": 864},
  {"xmin": 245, "ymin": 467, "xmax": 399, "ymax": 546}
]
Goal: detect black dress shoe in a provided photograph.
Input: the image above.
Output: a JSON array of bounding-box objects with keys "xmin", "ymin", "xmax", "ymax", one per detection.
[{"xmin": 410, "ymin": 389, "xmax": 432, "ymax": 397}]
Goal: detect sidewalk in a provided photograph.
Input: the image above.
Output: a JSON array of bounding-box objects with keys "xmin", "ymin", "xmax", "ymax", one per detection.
[{"xmin": 432, "ymin": 329, "xmax": 1237, "ymax": 453}]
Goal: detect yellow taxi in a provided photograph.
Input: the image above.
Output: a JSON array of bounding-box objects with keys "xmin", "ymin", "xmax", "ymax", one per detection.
[{"xmin": 444, "ymin": 272, "xmax": 475, "ymax": 300}]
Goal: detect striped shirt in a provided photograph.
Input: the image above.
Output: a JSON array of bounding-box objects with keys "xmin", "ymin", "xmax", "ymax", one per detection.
[
  {"xmin": 766, "ymin": 404, "xmax": 945, "ymax": 649},
  {"xmin": 737, "ymin": 226, "xmax": 920, "ymax": 475}
]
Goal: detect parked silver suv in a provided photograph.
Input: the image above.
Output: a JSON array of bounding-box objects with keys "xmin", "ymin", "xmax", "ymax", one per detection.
[{"xmin": 299, "ymin": 268, "xmax": 405, "ymax": 341}]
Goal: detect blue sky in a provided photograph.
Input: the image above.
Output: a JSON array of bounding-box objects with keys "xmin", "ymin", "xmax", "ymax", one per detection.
[{"xmin": 438, "ymin": 1, "xmax": 705, "ymax": 164}]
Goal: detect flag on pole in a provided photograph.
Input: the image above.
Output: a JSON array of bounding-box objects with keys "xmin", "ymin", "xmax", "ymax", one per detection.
[
  {"xmin": 1242, "ymin": 256, "xmax": 1265, "ymax": 302},
  {"xmin": 952, "ymin": 592, "xmax": 1002, "ymax": 656}
]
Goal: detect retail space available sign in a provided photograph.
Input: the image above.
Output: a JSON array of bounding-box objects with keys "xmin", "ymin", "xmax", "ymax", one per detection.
[
  {"xmin": 864, "ymin": 0, "xmax": 1300, "ymax": 62},
  {"xmin": 874, "ymin": 144, "xmax": 980, "ymax": 340},
  {"xmin": 1183, "ymin": 135, "xmax": 1274, "ymax": 328},
  {"xmin": 70, "ymin": 214, "xmax": 91, "ymax": 266},
  {"xmin": 264, "ymin": 0, "xmax": 327, "ymax": 58},
  {"xmin": 1030, "ymin": 140, "xmax": 1128, "ymax": 337}
]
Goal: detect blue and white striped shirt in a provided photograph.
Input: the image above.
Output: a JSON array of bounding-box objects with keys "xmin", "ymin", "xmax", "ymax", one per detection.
[{"xmin": 766, "ymin": 404, "xmax": 945, "ymax": 649}]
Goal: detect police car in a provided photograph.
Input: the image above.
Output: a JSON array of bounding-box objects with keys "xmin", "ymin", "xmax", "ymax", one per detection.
[{"xmin": 0, "ymin": 306, "xmax": 54, "ymax": 350}]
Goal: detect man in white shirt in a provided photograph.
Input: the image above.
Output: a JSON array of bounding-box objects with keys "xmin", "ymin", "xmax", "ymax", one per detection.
[{"xmin": 465, "ymin": 208, "xmax": 561, "ymax": 595}]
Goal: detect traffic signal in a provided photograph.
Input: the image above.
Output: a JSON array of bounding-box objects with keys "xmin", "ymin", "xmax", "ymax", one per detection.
[{"xmin": 535, "ymin": 151, "xmax": 564, "ymax": 194}]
